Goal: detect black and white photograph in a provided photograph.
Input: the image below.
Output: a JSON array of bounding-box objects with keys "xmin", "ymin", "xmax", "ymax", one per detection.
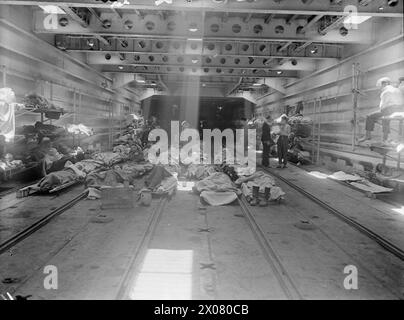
[{"xmin": 0, "ymin": 0, "xmax": 403, "ymax": 306}]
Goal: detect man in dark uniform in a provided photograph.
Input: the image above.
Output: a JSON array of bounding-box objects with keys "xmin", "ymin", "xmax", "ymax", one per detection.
[{"xmin": 261, "ymin": 115, "xmax": 274, "ymax": 167}]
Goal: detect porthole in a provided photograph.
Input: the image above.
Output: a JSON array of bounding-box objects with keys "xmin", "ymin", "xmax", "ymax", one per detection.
[
  {"xmin": 210, "ymin": 24, "xmax": 220, "ymax": 33},
  {"xmin": 232, "ymin": 24, "xmax": 241, "ymax": 33},
  {"xmin": 162, "ymin": 56, "xmax": 169, "ymax": 62},
  {"xmin": 172, "ymin": 42, "xmax": 181, "ymax": 50},
  {"xmin": 207, "ymin": 43, "xmax": 215, "ymax": 51},
  {"xmin": 134, "ymin": 55, "xmax": 140, "ymax": 61},
  {"xmin": 204, "ymin": 68, "xmax": 209, "ymax": 73},
  {"xmin": 275, "ymin": 25, "xmax": 284, "ymax": 34},
  {"xmin": 190, "ymin": 43, "xmax": 198, "ymax": 50},
  {"xmin": 259, "ymin": 44, "xmax": 266, "ymax": 52},
  {"xmin": 156, "ymin": 41, "xmax": 164, "ymax": 49},
  {"xmin": 102, "ymin": 19, "xmax": 112, "ymax": 29},
  {"xmin": 206, "ymin": 57, "xmax": 212, "ymax": 64},
  {"xmin": 216, "ymin": 68, "xmax": 222, "ymax": 74},
  {"xmin": 105, "ymin": 54, "xmax": 111, "ymax": 60},
  {"xmin": 59, "ymin": 17, "xmax": 69, "ymax": 27},
  {"xmin": 339, "ymin": 27, "xmax": 348, "ymax": 36},
  {"xmin": 253, "ymin": 24, "xmax": 263, "ymax": 34},
  {"xmin": 179, "ymin": 67, "xmax": 185, "ymax": 72},
  {"xmin": 225, "ymin": 44, "xmax": 233, "ymax": 51},
  {"xmin": 228, "ymin": 69, "xmax": 234, "ymax": 74},
  {"xmin": 220, "ymin": 58, "xmax": 226, "ymax": 64},
  {"xmin": 234, "ymin": 58, "xmax": 241, "ymax": 64},
  {"xmin": 241, "ymin": 44, "xmax": 249, "ymax": 51},
  {"xmin": 177, "ymin": 56, "xmax": 184, "ymax": 63},
  {"xmin": 119, "ymin": 53, "xmax": 126, "ymax": 61},
  {"xmin": 145, "ymin": 21, "xmax": 155, "ymax": 31},
  {"xmin": 138, "ymin": 40, "xmax": 147, "ymax": 49},
  {"xmin": 149, "ymin": 56, "xmax": 155, "ymax": 62},
  {"xmin": 167, "ymin": 21, "xmax": 176, "ymax": 31},
  {"xmin": 167, "ymin": 67, "xmax": 172, "ymax": 72},
  {"xmin": 124, "ymin": 20, "xmax": 133, "ymax": 30},
  {"xmin": 120, "ymin": 40, "xmax": 128, "ymax": 48},
  {"xmin": 296, "ymin": 26, "xmax": 305, "ymax": 35}
]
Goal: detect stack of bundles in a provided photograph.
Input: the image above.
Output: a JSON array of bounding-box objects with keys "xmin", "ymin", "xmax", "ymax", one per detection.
[
  {"xmin": 22, "ymin": 93, "xmax": 49, "ymax": 109},
  {"xmin": 235, "ymin": 171, "xmax": 285, "ymax": 203},
  {"xmin": 0, "ymin": 154, "xmax": 24, "ymax": 171},
  {"xmin": 23, "ymin": 93, "xmax": 63, "ymax": 119},
  {"xmin": 288, "ymin": 114, "xmax": 312, "ymax": 138}
]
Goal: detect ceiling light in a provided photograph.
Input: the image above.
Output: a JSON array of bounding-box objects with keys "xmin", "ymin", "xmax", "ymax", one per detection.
[
  {"xmin": 191, "ymin": 59, "xmax": 199, "ymax": 64},
  {"xmin": 118, "ymin": 65, "xmax": 124, "ymax": 70},
  {"xmin": 253, "ymin": 83, "xmax": 262, "ymax": 87},
  {"xmin": 189, "ymin": 23, "xmax": 198, "ymax": 32},
  {"xmin": 344, "ymin": 15, "xmax": 371, "ymax": 25},
  {"xmin": 277, "ymin": 71, "xmax": 283, "ymax": 75},
  {"xmin": 310, "ymin": 48, "xmax": 318, "ymax": 54}
]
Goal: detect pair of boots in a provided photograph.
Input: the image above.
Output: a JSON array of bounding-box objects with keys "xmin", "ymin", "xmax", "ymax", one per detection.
[{"xmin": 250, "ymin": 186, "xmax": 271, "ymax": 207}]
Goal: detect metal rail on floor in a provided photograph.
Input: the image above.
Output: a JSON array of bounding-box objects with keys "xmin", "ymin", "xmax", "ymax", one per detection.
[
  {"xmin": 261, "ymin": 166, "xmax": 404, "ymax": 261},
  {"xmin": 115, "ymin": 197, "xmax": 168, "ymax": 300},
  {"xmin": 0, "ymin": 190, "xmax": 88, "ymax": 255},
  {"xmin": 238, "ymin": 197, "xmax": 303, "ymax": 300}
]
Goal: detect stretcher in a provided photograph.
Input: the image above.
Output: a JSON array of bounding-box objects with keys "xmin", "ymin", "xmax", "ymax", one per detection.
[{"xmin": 16, "ymin": 180, "xmax": 81, "ymax": 198}]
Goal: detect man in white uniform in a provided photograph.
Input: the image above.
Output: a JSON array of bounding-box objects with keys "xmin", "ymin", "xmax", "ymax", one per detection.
[{"xmin": 359, "ymin": 77, "xmax": 403, "ymax": 142}]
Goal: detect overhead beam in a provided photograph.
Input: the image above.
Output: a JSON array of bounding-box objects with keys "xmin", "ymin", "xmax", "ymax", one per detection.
[
  {"xmin": 55, "ymin": 35, "xmax": 342, "ymax": 59},
  {"xmin": 3, "ymin": 0, "xmax": 403, "ymax": 17},
  {"xmin": 98, "ymin": 65, "xmax": 300, "ymax": 78},
  {"xmin": 34, "ymin": 12, "xmax": 372, "ymax": 44}
]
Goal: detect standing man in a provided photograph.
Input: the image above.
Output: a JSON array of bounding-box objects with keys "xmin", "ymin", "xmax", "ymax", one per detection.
[
  {"xmin": 261, "ymin": 115, "xmax": 274, "ymax": 167},
  {"xmin": 276, "ymin": 115, "xmax": 291, "ymax": 168},
  {"xmin": 359, "ymin": 77, "xmax": 403, "ymax": 142}
]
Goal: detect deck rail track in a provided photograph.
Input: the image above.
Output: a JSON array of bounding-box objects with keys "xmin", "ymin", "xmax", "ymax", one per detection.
[
  {"xmin": 115, "ymin": 196, "xmax": 169, "ymax": 300},
  {"xmin": 260, "ymin": 166, "xmax": 404, "ymax": 262},
  {"xmin": 238, "ymin": 196, "xmax": 303, "ymax": 300},
  {"xmin": 0, "ymin": 190, "xmax": 88, "ymax": 255}
]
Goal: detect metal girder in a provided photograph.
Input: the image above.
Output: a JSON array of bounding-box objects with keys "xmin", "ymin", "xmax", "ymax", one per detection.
[
  {"xmin": 3, "ymin": 0, "xmax": 403, "ymax": 17},
  {"xmin": 56, "ymin": 36, "xmax": 342, "ymax": 60},
  {"xmin": 35, "ymin": 12, "xmax": 371, "ymax": 44},
  {"xmin": 97, "ymin": 65, "xmax": 300, "ymax": 78},
  {"xmin": 86, "ymin": 52, "xmax": 317, "ymax": 71},
  {"xmin": 59, "ymin": 6, "xmax": 109, "ymax": 45}
]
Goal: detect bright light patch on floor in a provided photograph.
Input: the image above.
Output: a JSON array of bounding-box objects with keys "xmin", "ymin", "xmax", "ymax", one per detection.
[
  {"xmin": 129, "ymin": 249, "xmax": 193, "ymax": 300},
  {"xmin": 177, "ymin": 181, "xmax": 195, "ymax": 191},
  {"xmin": 392, "ymin": 207, "xmax": 404, "ymax": 215},
  {"xmin": 308, "ymin": 171, "xmax": 329, "ymax": 179}
]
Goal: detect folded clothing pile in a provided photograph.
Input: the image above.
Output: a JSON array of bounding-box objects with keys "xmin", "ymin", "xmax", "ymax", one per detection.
[{"xmin": 235, "ymin": 171, "xmax": 285, "ymax": 202}]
